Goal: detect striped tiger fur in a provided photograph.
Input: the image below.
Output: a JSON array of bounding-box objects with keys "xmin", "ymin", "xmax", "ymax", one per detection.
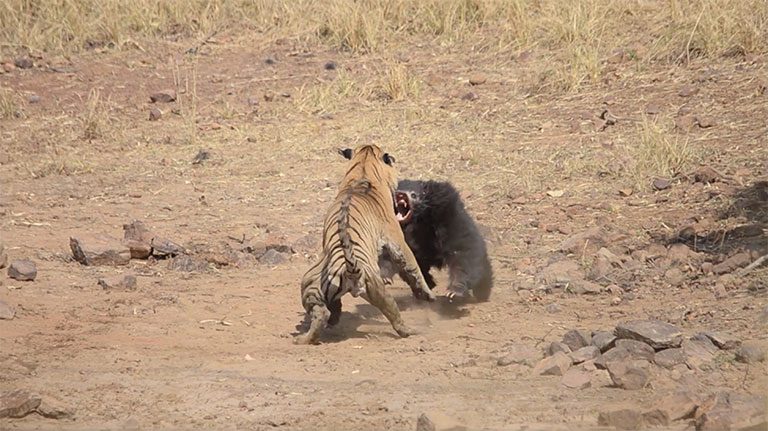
[{"xmin": 294, "ymin": 145, "xmax": 436, "ymax": 345}]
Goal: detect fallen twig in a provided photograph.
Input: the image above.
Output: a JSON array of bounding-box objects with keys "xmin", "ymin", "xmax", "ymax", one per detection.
[{"xmin": 740, "ymin": 254, "xmax": 768, "ymax": 276}]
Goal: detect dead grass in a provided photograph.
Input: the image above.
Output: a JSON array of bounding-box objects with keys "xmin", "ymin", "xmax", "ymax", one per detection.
[
  {"xmin": 625, "ymin": 117, "xmax": 699, "ymax": 188},
  {"xmin": 0, "ymin": 87, "xmax": 22, "ymax": 119},
  {"xmin": 80, "ymin": 89, "xmax": 108, "ymax": 141}
]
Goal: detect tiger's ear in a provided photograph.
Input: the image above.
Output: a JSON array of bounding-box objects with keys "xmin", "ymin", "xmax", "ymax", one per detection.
[
  {"xmin": 383, "ymin": 153, "xmax": 395, "ymax": 165},
  {"xmin": 338, "ymin": 148, "xmax": 353, "ymax": 160}
]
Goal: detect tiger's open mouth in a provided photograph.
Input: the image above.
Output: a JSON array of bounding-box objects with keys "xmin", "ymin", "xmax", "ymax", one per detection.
[{"xmin": 394, "ymin": 191, "xmax": 412, "ymax": 224}]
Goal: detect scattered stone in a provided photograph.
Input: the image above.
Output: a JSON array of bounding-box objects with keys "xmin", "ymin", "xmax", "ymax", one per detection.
[
  {"xmin": 0, "ymin": 299, "xmax": 16, "ymax": 320},
  {"xmin": 607, "ymin": 362, "xmax": 649, "ymax": 390},
  {"xmin": 151, "ymin": 237, "xmax": 184, "ymax": 258},
  {"xmin": 645, "ymin": 103, "xmax": 660, "ymax": 115},
  {"xmin": 8, "ymin": 260, "xmax": 37, "ymax": 281},
  {"xmin": 698, "ymin": 331, "xmax": 740, "ymax": 350},
  {"xmin": 468, "ymin": 73, "xmax": 487, "ymax": 85},
  {"xmin": 27, "ymin": 94, "xmax": 41, "ymax": 104},
  {"xmin": 533, "ymin": 352, "xmax": 571, "ymax": 376},
  {"xmin": 653, "ymin": 347, "xmax": 686, "ymax": 369},
  {"xmin": 0, "ymin": 390, "xmax": 41, "ymax": 418},
  {"xmin": 416, "ymin": 411, "xmax": 467, "ymax": 431},
  {"xmin": 259, "ymin": 249, "xmax": 288, "ymax": 265},
  {"xmin": 652, "ymin": 177, "xmax": 671, "ymax": 191},
  {"xmin": 667, "ymin": 243, "xmax": 693, "ymax": 263},
  {"xmin": 562, "ymin": 329, "xmax": 592, "ymax": 352},
  {"xmin": 167, "ymin": 255, "xmax": 209, "ymax": 272},
  {"xmin": 597, "ymin": 409, "xmax": 644, "ymax": 430},
  {"xmin": 681, "ymin": 338, "xmax": 716, "ymax": 369},
  {"xmin": 497, "ymin": 344, "xmax": 542, "ymax": 367},
  {"xmin": 546, "ymin": 341, "xmax": 571, "ymax": 356},
  {"xmin": 615, "ymin": 339, "xmax": 656, "ymax": 361},
  {"xmin": 595, "ymin": 347, "xmax": 638, "ymax": 370},
  {"xmin": 70, "ymin": 235, "xmax": 131, "ymax": 266},
  {"xmin": 652, "ymin": 392, "xmax": 698, "ymax": 422},
  {"xmin": 561, "ymin": 368, "xmax": 591, "ymax": 389},
  {"xmin": 544, "ymin": 303, "xmax": 561, "ymax": 314},
  {"xmin": 735, "ymin": 340, "xmax": 767, "ymax": 364},
  {"xmin": 122, "ymin": 220, "xmax": 153, "ymax": 259},
  {"xmin": 460, "ymin": 91, "xmax": 479, "ymax": 101},
  {"xmin": 324, "ymin": 61, "xmax": 337, "ymax": 71},
  {"xmin": 537, "ymin": 259, "xmax": 582, "ymax": 287},
  {"xmin": 693, "ymin": 166, "xmax": 721, "ymax": 184},
  {"xmin": 678, "ymin": 85, "xmax": 699, "ymax": 97},
  {"xmin": 264, "ymin": 56, "xmax": 276, "ymax": 65},
  {"xmin": 36, "ymin": 397, "xmax": 74, "ymax": 419},
  {"xmin": 570, "ymin": 279, "xmax": 602, "ymax": 294},
  {"xmin": 149, "ymin": 90, "xmax": 176, "ymax": 103},
  {"xmin": 664, "ymin": 268, "xmax": 685, "ymax": 286},
  {"xmin": 611, "ymin": 297, "xmax": 622, "ymax": 306},
  {"xmin": 615, "ymin": 320, "xmax": 683, "ymax": 350},
  {"xmin": 149, "ymin": 107, "xmax": 162, "ymax": 121},
  {"xmin": 97, "ymin": 274, "xmax": 137, "ymax": 290},
  {"xmin": 712, "ymin": 252, "xmax": 751, "ymax": 274},
  {"xmin": 591, "ymin": 331, "xmax": 617, "ymax": 352},
  {"xmin": 192, "ymin": 148, "xmax": 211, "ymax": 165},
  {"xmin": 701, "ymin": 262, "xmax": 714, "ymax": 274},
  {"xmin": 695, "ymin": 393, "xmax": 767, "ymax": 431},
  {"xmin": 14, "ymin": 57, "xmax": 33, "ymax": 69},
  {"xmin": 570, "ymin": 346, "xmax": 600, "ymax": 364},
  {"xmin": 558, "ymin": 226, "xmax": 607, "ymax": 255},
  {"xmin": 641, "ymin": 409, "xmax": 669, "ymax": 426}
]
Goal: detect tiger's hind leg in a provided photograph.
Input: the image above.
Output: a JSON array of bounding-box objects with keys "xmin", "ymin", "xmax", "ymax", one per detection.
[
  {"xmin": 294, "ymin": 305, "xmax": 331, "ymax": 345},
  {"xmin": 363, "ymin": 275, "xmax": 418, "ymax": 338}
]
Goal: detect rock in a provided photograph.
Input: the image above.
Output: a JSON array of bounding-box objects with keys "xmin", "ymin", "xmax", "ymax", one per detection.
[
  {"xmin": 701, "ymin": 262, "xmax": 714, "ymax": 274},
  {"xmin": 615, "ymin": 339, "xmax": 656, "ymax": 360},
  {"xmin": 544, "ymin": 303, "xmax": 561, "ymax": 314},
  {"xmin": 698, "ymin": 331, "xmax": 740, "ymax": 350},
  {"xmin": 416, "ymin": 411, "xmax": 467, "ymax": 431},
  {"xmin": 712, "ymin": 252, "xmax": 751, "ymax": 274},
  {"xmin": 123, "ymin": 220, "xmax": 153, "ymax": 259},
  {"xmin": 664, "ymin": 268, "xmax": 685, "ymax": 286},
  {"xmin": 681, "ymin": 338, "xmax": 716, "ymax": 369},
  {"xmin": 0, "ymin": 299, "xmax": 16, "ymax": 320},
  {"xmin": 416, "ymin": 413, "xmax": 436, "ymax": 431},
  {"xmin": 149, "ymin": 107, "xmax": 162, "ymax": 121},
  {"xmin": 653, "ymin": 347, "xmax": 686, "ymax": 369},
  {"xmin": 537, "ymin": 259, "xmax": 582, "ymax": 286},
  {"xmin": 149, "ymin": 90, "xmax": 176, "ymax": 103},
  {"xmin": 666, "ymin": 243, "xmax": 692, "ymax": 262},
  {"xmin": 546, "ymin": 341, "xmax": 571, "ymax": 356},
  {"xmin": 0, "ymin": 390, "xmax": 41, "ymax": 418},
  {"xmin": 460, "ymin": 91, "xmax": 479, "ymax": 101},
  {"xmin": 693, "ymin": 166, "xmax": 721, "ymax": 184},
  {"xmin": 607, "ymin": 362, "xmax": 649, "ymax": 390},
  {"xmin": 167, "ymin": 255, "xmax": 209, "ymax": 272},
  {"xmin": 561, "ymin": 368, "xmax": 591, "ymax": 389},
  {"xmin": 324, "ymin": 61, "xmax": 337, "ymax": 71},
  {"xmin": 735, "ymin": 340, "xmax": 767, "ymax": 364},
  {"xmin": 14, "ymin": 57, "xmax": 33, "ymax": 69},
  {"xmin": 151, "ymin": 237, "xmax": 184, "ymax": 258},
  {"xmin": 678, "ymin": 85, "xmax": 699, "ymax": 97},
  {"xmin": 558, "ymin": 227, "xmax": 606, "ymax": 254},
  {"xmin": 192, "ymin": 149, "xmax": 211, "ymax": 165},
  {"xmin": 97, "ymin": 274, "xmax": 137, "ymax": 290},
  {"xmin": 641, "ymin": 409, "xmax": 669, "ymax": 426},
  {"xmin": 27, "ymin": 94, "xmax": 41, "ymax": 104},
  {"xmin": 36, "ymin": 397, "xmax": 74, "ymax": 419},
  {"xmin": 259, "ymin": 249, "xmax": 288, "ymax": 265},
  {"xmin": 695, "ymin": 393, "xmax": 767, "ymax": 431},
  {"xmin": 8, "ymin": 260, "xmax": 37, "ymax": 281},
  {"xmin": 562, "ymin": 329, "xmax": 592, "ymax": 352},
  {"xmin": 597, "ymin": 409, "xmax": 644, "ymax": 430},
  {"xmin": 591, "ymin": 331, "xmax": 617, "ymax": 352},
  {"xmin": 0, "ymin": 241, "xmax": 7, "ymax": 269},
  {"xmin": 652, "ymin": 178, "xmax": 671, "ymax": 191},
  {"xmin": 645, "ymin": 103, "xmax": 661, "ymax": 115},
  {"xmin": 652, "ymin": 392, "xmax": 698, "ymax": 422},
  {"xmin": 70, "ymin": 235, "xmax": 131, "ymax": 266},
  {"xmin": 468, "ymin": 73, "xmax": 487, "ymax": 85},
  {"xmin": 570, "ymin": 346, "xmax": 600, "ymax": 364},
  {"xmin": 611, "ymin": 296, "xmax": 622, "ymax": 306},
  {"xmin": 615, "ymin": 320, "xmax": 683, "ymax": 350},
  {"xmin": 570, "ymin": 279, "xmax": 602, "ymax": 294},
  {"xmin": 533, "ymin": 352, "xmax": 571, "ymax": 376},
  {"xmin": 497, "ymin": 344, "xmax": 542, "ymax": 367}
]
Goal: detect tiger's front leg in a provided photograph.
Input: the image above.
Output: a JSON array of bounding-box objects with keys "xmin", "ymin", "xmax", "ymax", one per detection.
[{"xmin": 383, "ymin": 241, "xmax": 436, "ymax": 302}]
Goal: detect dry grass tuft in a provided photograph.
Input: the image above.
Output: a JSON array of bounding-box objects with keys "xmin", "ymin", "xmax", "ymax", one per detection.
[
  {"xmin": 625, "ymin": 118, "xmax": 699, "ymax": 188},
  {"xmin": 80, "ymin": 89, "xmax": 108, "ymax": 140},
  {"xmin": 373, "ymin": 62, "xmax": 421, "ymax": 102},
  {"xmin": 0, "ymin": 87, "xmax": 23, "ymax": 119}
]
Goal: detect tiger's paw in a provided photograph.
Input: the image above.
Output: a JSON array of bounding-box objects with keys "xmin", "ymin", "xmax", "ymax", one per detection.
[
  {"xmin": 395, "ymin": 325, "xmax": 419, "ymax": 338},
  {"xmin": 412, "ymin": 288, "xmax": 436, "ymax": 302}
]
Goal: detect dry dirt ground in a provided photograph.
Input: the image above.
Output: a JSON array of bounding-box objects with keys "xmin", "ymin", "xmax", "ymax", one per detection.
[{"xmin": 1, "ymin": 28, "xmax": 767, "ymax": 431}]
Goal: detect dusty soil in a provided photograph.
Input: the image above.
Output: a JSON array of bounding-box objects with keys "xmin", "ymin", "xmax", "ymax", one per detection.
[{"xmin": 1, "ymin": 31, "xmax": 767, "ymax": 430}]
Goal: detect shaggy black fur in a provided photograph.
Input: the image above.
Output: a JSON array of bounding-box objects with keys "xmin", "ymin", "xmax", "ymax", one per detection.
[{"xmin": 386, "ymin": 179, "xmax": 493, "ymax": 302}]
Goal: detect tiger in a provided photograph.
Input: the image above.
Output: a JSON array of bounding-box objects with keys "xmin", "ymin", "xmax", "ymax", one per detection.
[{"xmin": 294, "ymin": 144, "xmax": 436, "ymax": 345}]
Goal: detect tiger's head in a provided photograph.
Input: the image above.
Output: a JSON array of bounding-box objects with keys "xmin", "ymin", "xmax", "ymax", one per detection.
[{"xmin": 338, "ymin": 145, "xmax": 398, "ymax": 193}]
